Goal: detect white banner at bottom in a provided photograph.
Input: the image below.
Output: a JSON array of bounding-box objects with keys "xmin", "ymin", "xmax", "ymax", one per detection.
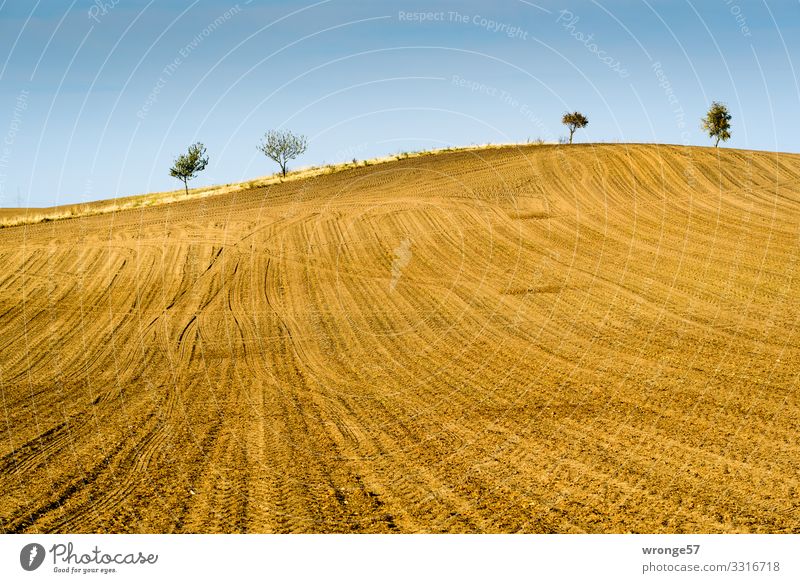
[{"xmin": 1, "ymin": 534, "xmax": 797, "ymax": 582}]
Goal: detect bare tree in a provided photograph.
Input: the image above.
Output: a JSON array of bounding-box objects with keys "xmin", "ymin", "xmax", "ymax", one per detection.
[
  {"xmin": 701, "ymin": 101, "xmax": 732, "ymax": 147},
  {"xmin": 257, "ymin": 130, "xmax": 308, "ymax": 178},
  {"xmin": 169, "ymin": 142, "xmax": 209, "ymax": 196},
  {"xmin": 561, "ymin": 111, "xmax": 589, "ymax": 144}
]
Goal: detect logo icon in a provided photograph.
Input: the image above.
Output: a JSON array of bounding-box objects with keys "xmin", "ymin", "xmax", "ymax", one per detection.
[{"xmin": 20, "ymin": 543, "xmax": 46, "ymax": 571}]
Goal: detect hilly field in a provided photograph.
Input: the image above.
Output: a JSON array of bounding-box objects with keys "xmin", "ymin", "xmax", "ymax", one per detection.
[{"xmin": 1, "ymin": 143, "xmax": 799, "ymax": 533}]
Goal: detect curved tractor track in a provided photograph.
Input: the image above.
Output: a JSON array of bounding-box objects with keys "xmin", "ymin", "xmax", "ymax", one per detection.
[{"xmin": 1, "ymin": 144, "xmax": 799, "ymax": 533}]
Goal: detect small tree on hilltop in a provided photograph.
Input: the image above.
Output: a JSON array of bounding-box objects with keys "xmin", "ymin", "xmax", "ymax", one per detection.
[
  {"xmin": 562, "ymin": 111, "xmax": 588, "ymax": 144},
  {"xmin": 702, "ymin": 101, "xmax": 732, "ymax": 147},
  {"xmin": 257, "ymin": 129, "xmax": 308, "ymax": 178},
  {"xmin": 169, "ymin": 142, "xmax": 209, "ymax": 196}
]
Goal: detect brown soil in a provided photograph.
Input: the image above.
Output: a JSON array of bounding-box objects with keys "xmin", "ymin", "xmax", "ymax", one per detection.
[{"xmin": 1, "ymin": 143, "xmax": 799, "ymax": 533}]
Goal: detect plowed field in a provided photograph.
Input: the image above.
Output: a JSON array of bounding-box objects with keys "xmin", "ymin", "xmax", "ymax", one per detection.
[{"xmin": 1, "ymin": 144, "xmax": 799, "ymax": 533}]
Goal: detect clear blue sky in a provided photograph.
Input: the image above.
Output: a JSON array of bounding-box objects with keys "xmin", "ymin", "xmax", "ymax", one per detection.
[{"xmin": 0, "ymin": 0, "xmax": 798, "ymax": 207}]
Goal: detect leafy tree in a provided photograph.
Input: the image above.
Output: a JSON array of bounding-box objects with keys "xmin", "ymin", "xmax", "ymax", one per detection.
[
  {"xmin": 169, "ymin": 142, "xmax": 209, "ymax": 196},
  {"xmin": 701, "ymin": 101, "xmax": 732, "ymax": 147},
  {"xmin": 257, "ymin": 129, "xmax": 308, "ymax": 178},
  {"xmin": 561, "ymin": 111, "xmax": 589, "ymax": 144}
]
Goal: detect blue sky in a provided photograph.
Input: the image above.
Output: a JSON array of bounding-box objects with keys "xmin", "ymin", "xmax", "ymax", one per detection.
[{"xmin": 0, "ymin": 0, "xmax": 798, "ymax": 207}]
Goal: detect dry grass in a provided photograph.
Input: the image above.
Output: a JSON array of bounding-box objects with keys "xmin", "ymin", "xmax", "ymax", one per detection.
[{"xmin": 0, "ymin": 142, "xmax": 545, "ymax": 229}]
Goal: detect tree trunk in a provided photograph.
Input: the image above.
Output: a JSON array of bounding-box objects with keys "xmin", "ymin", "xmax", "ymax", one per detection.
[
  {"xmin": 281, "ymin": 164, "xmax": 287, "ymax": 178},
  {"xmin": 715, "ymin": 136, "xmax": 720, "ymax": 147},
  {"xmin": 183, "ymin": 179, "xmax": 188, "ymax": 196},
  {"xmin": 569, "ymin": 129, "xmax": 575, "ymax": 144}
]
